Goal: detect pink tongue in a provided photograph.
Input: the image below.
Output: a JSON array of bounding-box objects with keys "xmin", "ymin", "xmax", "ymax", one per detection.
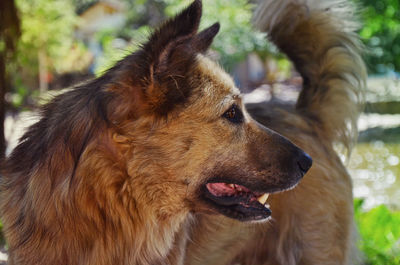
[{"xmin": 206, "ymin": 183, "xmax": 236, "ymax": 197}]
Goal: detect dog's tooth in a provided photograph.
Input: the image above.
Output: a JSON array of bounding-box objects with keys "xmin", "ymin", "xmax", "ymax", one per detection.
[
  {"xmin": 257, "ymin": 193, "xmax": 269, "ymax": 205},
  {"xmin": 228, "ymin": 184, "xmax": 235, "ymax": 189}
]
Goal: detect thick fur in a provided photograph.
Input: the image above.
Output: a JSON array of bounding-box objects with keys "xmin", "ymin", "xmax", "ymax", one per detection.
[
  {"xmin": 254, "ymin": 0, "xmax": 366, "ymax": 151},
  {"xmin": 184, "ymin": 0, "xmax": 366, "ymax": 265},
  {"xmin": 0, "ymin": 1, "xmax": 313, "ymax": 265}
]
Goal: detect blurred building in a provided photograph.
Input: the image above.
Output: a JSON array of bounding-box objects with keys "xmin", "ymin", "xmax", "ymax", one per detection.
[
  {"xmin": 75, "ymin": 0, "xmax": 126, "ymax": 73},
  {"xmin": 76, "ymin": 0, "xmax": 126, "ymax": 39}
]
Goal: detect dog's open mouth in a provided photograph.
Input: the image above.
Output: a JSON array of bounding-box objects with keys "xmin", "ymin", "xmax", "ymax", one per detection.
[{"xmin": 203, "ymin": 182, "xmax": 271, "ymax": 222}]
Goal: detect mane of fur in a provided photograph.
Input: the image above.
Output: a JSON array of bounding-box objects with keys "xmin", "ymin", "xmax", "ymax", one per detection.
[
  {"xmin": 254, "ymin": 0, "xmax": 367, "ymax": 152},
  {"xmin": 0, "ymin": 1, "xmax": 221, "ymax": 264}
]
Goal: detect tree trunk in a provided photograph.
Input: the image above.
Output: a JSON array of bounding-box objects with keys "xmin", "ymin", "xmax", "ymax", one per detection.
[
  {"xmin": 0, "ymin": 0, "xmax": 20, "ymax": 159},
  {"xmin": 0, "ymin": 53, "xmax": 6, "ymax": 159}
]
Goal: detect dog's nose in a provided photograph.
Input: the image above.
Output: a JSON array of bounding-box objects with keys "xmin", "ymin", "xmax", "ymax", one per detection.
[{"xmin": 297, "ymin": 152, "xmax": 312, "ymax": 174}]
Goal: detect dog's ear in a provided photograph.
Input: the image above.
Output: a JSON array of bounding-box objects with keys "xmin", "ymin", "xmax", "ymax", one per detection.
[
  {"xmin": 142, "ymin": 0, "xmax": 202, "ymax": 71},
  {"xmin": 192, "ymin": 22, "xmax": 220, "ymax": 53},
  {"xmin": 131, "ymin": 0, "xmax": 203, "ymax": 116},
  {"xmin": 113, "ymin": 0, "xmax": 220, "ymax": 119}
]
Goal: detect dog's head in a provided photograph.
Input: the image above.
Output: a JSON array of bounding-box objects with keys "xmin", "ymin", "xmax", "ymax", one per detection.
[{"xmin": 106, "ymin": 0, "xmax": 312, "ymax": 222}]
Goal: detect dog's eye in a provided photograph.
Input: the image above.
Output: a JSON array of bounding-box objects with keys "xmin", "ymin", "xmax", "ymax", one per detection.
[{"xmin": 223, "ymin": 105, "xmax": 243, "ymax": 124}]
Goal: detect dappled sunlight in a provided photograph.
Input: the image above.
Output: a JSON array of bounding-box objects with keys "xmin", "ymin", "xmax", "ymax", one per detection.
[{"xmin": 350, "ymin": 142, "xmax": 400, "ymax": 209}]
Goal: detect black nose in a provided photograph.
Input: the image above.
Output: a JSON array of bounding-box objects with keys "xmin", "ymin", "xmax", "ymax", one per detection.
[{"xmin": 297, "ymin": 152, "xmax": 312, "ymax": 174}]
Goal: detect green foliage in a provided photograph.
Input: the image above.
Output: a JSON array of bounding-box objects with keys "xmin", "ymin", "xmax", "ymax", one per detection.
[
  {"xmin": 355, "ymin": 199, "xmax": 400, "ymax": 264},
  {"xmin": 357, "ymin": 0, "xmax": 400, "ymax": 74},
  {"xmin": 8, "ymin": 0, "xmax": 78, "ymax": 106},
  {"xmin": 94, "ymin": 26, "xmax": 150, "ymax": 76},
  {"xmin": 16, "ymin": 0, "xmax": 77, "ymax": 72}
]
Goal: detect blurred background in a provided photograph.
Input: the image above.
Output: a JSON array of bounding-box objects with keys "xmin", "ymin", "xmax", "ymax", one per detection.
[{"xmin": 0, "ymin": 0, "xmax": 399, "ymax": 264}]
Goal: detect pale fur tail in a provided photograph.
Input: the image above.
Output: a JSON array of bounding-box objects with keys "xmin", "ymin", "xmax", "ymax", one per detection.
[{"xmin": 254, "ymin": 0, "xmax": 367, "ymax": 151}]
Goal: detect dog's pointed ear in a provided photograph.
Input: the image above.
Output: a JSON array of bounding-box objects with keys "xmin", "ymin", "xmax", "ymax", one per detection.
[
  {"xmin": 129, "ymin": 0, "xmax": 203, "ymax": 116},
  {"xmin": 112, "ymin": 0, "xmax": 221, "ymax": 119},
  {"xmin": 192, "ymin": 22, "xmax": 220, "ymax": 53},
  {"xmin": 142, "ymin": 0, "xmax": 202, "ymax": 75}
]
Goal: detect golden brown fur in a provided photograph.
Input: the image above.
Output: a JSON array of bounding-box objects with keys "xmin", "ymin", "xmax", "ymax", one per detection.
[
  {"xmin": 0, "ymin": 1, "xmax": 314, "ymax": 264},
  {"xmin": 184, "ymin": 0, "xmax": 367, "ymax": 264}
]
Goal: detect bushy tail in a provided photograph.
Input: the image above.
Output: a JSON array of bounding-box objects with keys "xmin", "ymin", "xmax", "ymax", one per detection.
[{"xmin": 254, "ymin": 0, "xmax": 367, "ymax": 151}]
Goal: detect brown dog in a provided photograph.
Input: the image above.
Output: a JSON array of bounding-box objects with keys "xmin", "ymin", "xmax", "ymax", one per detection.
[
  {"xmin": 0, "ymin": 1, "xmax": 313, "ymax": 264},
  {"xmin": 184, "ymin": 0, "xmax": 367, "ymax": 265}
]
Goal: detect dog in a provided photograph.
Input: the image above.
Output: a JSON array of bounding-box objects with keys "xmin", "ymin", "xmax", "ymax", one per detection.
[
  {"xmin": 184, "ymin": 0, "xmax": 367, "ymax": 265},
  {"xmin": 0, "ymin": 1, "xmax": 314, "ymax": 264}
]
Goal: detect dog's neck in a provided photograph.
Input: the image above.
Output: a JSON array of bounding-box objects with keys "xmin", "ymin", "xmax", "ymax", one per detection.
[{"xmin": 67, "ymin": 135, "xmax": 194, "ymax": 265}]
